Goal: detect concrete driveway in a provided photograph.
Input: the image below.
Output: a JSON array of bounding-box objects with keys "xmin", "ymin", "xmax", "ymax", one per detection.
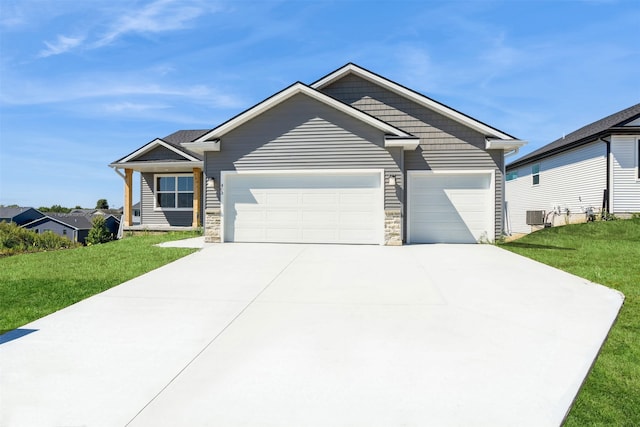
[{"xmin": 0, "ymin": 243, "xmax": 623, "ymax": 427}]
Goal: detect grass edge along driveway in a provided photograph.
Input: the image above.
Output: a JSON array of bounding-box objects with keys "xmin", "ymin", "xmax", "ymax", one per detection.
[
  {"xmin": 0, "ymin": 232, "xmax": 199, "ymax": 334},
  {"xmin": 500, "ymin": 218, "xmax": 639, "ymax": 427}
]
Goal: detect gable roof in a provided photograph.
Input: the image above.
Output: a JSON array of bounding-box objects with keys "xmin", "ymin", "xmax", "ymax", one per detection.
[
  {"xmin": 188, "ymin": 81, "xmax": 413, "ymax": 151},
  {"xmin": 24, "ymin": 213, "xmax": 94, "ymax": 230},
  {"xmin": 312, "ymin": 63, "xmax": 517, "ymax": 141},
  {"xmin": 0, "ymin": 206, "xmax": 37, "ymax": 219},
  {"xmin": 508, "ymin": 102, "xmax": 640, "ymax": 169},
  {"xmin": 111, "ymin": 136, "xmax": 203, "ymax": 165}
]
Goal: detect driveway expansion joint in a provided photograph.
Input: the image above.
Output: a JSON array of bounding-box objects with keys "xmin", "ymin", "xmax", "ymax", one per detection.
[{"xmin": 124, "ymin": 246, "xmax": 308, "ymax": 426}]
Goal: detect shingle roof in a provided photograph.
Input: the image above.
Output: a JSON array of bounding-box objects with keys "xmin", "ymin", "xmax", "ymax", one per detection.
[
  {"xmin": 160, "ymin": 130, "xmax": 209, "ymax": 161},
  {"xmin": 41, "ymin": 213, "xmax": 95, "ymax": 230},
  {"xmin": 508, "ymin": 103, "xmax": 640, "ymax": 169},
  {"xmin": 0, "ymin": 207, "xmax": 32, "ymax": 218},
  {"xmin": 163, "ymin": 130, "xmax": 209, "ymax": 145}
]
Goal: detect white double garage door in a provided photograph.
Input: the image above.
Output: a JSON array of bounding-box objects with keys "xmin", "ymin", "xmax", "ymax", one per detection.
[{"xmin": 221, "ymin": 170, "xmax": 494, "ymax": 244}]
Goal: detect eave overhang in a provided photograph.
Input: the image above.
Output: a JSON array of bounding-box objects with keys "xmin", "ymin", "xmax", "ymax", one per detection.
[
  {"xmin": 506, "ymin": 127, "xmax": 640, "ymax": 170},
  {"xmin": 485, "ymin": 138, "xmax": 527, "ymax": 151},
  {"xmin": 385, "ymin": 136, "xmax": 420, "ymax": 151},
  {"xmin": 109, "ymin": 160, "xmax": 203, "ymax": 173}
]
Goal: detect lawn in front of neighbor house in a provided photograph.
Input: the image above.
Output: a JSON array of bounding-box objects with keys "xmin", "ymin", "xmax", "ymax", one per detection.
[
  {"xmin": 500, "ymin": 218, "xmax": 640, "ymax": 426},
  {"xmin": 0, "ymin": 232, "xmax": 200, "ymax": 334}
]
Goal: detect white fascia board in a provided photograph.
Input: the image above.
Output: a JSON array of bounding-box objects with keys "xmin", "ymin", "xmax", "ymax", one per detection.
[
  {"xmin": 192, "ymin": 83, "xmax": 410, "ymax": 145},
  {"xmin": 485, "ymin": 138, "xmax": 527, "ymax": 151},
  {"xmin": 108, "ymin": 160, "xmax": 203, "ymax": 172},
  {"xmin": 384, "ymin": 136, "xmax": 420, "ymax": 151},
  {"xmin": 313, "ymin": 64, "xmax": 515, "ymax": 140},
  {"xmin": 119, "ymin": 139, "xmax": 201, "ymax": 163}
]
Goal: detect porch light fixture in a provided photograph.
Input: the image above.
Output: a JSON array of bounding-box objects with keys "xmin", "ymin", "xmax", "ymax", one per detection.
[
  {"xmin": 207, "ymin": 177, "xmax": 215, "ymax": 188},
  {"xmin": 388, "ymin": 175, "xmax": 397, "ymax": 186}
]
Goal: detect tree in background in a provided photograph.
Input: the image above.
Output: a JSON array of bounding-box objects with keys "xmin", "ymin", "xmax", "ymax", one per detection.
[
  {"xmin": 95, "ymin": 199, "xmax": 109, "ymax": 209},
  {"xmin": 86, "ymin": 216, "xmax": 112, "ymax": 245},
  {"xmin": 39, "ymin": 205, "xmax": 71, "ymax": 213}
]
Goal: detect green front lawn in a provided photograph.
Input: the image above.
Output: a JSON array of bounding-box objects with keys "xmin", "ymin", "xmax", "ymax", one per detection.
[
  {"xmin": 0, "ymin": 232, "xmax": 200, "ymax": 334},
  {"xmin": 500, "ymin": 219, "xmax": 640, "ymax": 426}
]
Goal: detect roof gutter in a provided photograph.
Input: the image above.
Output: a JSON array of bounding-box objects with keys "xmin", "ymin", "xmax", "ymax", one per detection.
[
  {"xmin": 109, "ymin": 165, "xmax": 126, "ymax": 179},
  {"xmin": 505, "ymin": 127, "xmax": 640, "ymax": 170},
  {"xmin": 600, "ymin": 136, "xmax": 611, "ymax": 215}
]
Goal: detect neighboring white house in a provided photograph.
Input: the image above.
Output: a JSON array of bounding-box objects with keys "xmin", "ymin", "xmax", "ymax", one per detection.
[{"xmin": 506, "ymin": 103, "xmax": 640, "ymax": 234}]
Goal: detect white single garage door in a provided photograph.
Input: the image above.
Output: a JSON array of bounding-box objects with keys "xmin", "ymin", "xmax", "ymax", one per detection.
[
  {"xmin": 408, "ymin": 171, "xmax": 494, "ymax": 244},
  {"xmin": 223, "ymin": 171, "xmax": 383, "ymax": 244}
]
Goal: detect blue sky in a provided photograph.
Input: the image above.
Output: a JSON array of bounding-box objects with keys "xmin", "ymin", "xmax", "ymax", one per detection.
[{"xmin": 1, "ymin": 0, "xmax": 638, "ymax": 209}]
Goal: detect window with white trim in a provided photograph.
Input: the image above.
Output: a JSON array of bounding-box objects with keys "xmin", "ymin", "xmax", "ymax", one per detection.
[
  {"xmin": 637, "ymin": 138, "xmax": 640, "ymax": 179},
  {"xmin": 156, "ymin": 175, "xmax": 194, "ymax": 209},
  {"xmin": 506, "ymin": 170, "xmax": 518, "ymax": 181},
  {"xmin": 532, "ymin": 163, "xmax": 540, "ymax": 185}
]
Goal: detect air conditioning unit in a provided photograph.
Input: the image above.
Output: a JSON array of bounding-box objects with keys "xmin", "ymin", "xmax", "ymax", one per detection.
[{"xmin": 526, "ymin": 210, "xmax": 545, "ymax": 225}]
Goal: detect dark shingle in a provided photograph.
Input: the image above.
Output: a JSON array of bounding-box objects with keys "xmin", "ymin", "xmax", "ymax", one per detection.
[
  {"xmin": 44, "ymin": 213, "xmax": 95, "ymax": 230},
  {"xmin": 508, "ymin": 103, "xmax": 640, "ymax": 169},
  {"xmin": 162, "ymin": 129, "xmax": 210, "ymax": 145}
]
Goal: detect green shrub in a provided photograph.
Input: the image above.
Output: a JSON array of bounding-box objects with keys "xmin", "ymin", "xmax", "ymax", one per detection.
[
  {"xmin": 0, "ymin": 222, "xmax": 80, "ymax": 256},
  {"xmin": 86, "ymin": 216, "xmax": 112, "ymax": 245}
]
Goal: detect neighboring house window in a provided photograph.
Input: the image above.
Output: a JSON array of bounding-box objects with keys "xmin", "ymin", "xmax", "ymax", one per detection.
[
  {"xmin": 63, "ymin": 229, "xmax": 67, "ymax": 235},
  {"xmin": 156, "ymin": 175, "xmax": 194, "ymax": 209},
  {"xmin": 532, "ymin": 163, "xmax": 540, "ymax": 185},
  {"xmin": 506, "ymin": 171, "xmax": 518, "ymax": 181}
]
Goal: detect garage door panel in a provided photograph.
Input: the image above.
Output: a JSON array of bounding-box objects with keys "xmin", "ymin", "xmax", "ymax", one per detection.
[
  {"xmin": 224, "ymin": 172, "xmax": 382, "ymax": 244},
  {"xmin": 264, "ymin": 210, "xmax": 298, "ymax": 223},
  {"xmin": 301, "ymin": 192, "xmax": 338, "ymax": 205},
  {"xmin": 409, "ymin": 172, "xmax": 493, "ymax": 244},
  {"xmin": 264, "ymin": 192, "xmax": 299, "ymax": 205},
  {"xmin": 301, "ymin": 211, "xmax": 338, "ymax": 223}
]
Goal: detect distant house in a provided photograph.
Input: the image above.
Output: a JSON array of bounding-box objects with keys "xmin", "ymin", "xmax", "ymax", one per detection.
[
  {"xmin": 22, "ymin": 213, "xmax": 120, "ymax": 244},
  {"xmin": 505, "ymin": 103, "xmax": 640, "ymax": 234},
  {"xmin": 0, "ymin": 207, "xmax": 45, "ymax": 226}
]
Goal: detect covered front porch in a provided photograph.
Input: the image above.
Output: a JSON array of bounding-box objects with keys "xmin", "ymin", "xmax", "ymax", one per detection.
[
  {"xmin": 109, "ymin": 137, "xmax": 206, "ymax": 232},
  {"xmin": 113, "ymin": 165, "xmax": 204, "ymax": 230}
]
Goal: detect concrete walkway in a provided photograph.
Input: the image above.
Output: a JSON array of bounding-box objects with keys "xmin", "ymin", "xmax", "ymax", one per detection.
[{"xmin": 0, "ymin": 244, "xmax": 623, "ymax": 427}]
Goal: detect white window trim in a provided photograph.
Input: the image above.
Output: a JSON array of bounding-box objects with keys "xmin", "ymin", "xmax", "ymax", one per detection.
[
  {"xmin": 532, "ymin": 163, "xmax": 541, "ymax": 186},
  {"xmin": 636, "ymin": 138, "xmax": 640, "ymax": 182},
  {"xmin": 154, "ymin": 173, "xmax": 195, "ymax": 211}
]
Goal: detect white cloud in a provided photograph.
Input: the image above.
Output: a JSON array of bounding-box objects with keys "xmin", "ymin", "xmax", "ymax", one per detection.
[
  {"xmin": 38, "ymin": 35, "xmax": 85, "ymax": 58},
  {"xmin": 34, "ymin": 0, "xmax": 220, "ymax": 57},
  {"xmin": 94, "ymin": 0, "xmax": 216, "ymax": 48}
]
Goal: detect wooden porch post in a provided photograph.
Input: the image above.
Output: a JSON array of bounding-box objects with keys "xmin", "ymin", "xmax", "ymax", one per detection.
[
  {"xmin": 124, "ymin": 168, "xmax": 133, "ymax": 227},
  {"xmin": 193, "ymin": 167, "xmax": 202, "ymax": 227}
]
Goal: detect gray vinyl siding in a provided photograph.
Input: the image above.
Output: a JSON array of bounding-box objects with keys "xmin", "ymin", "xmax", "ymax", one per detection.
[
  {"xmin": 136, "ymin": 146, "xmax": 188, "ymax": 162},
  {"xmin": 24, "ymin": 220, "xmax": 85, "ymax": 243},
  {"xmin": 205, "ymin": 93, "xmax": 402, "ymax": 210},
  {"xmin": 141, "ymin": 173, "xmax": 194, "ymax": 226},
  {"xmin": 321, "ymin": 74, "xmax": 504, "ymax": 239}
]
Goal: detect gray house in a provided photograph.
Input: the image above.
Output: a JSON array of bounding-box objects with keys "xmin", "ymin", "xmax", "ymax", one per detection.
[
  {"xmin": 111, "ymin": 64, "xmax": 524, "ymax": 244},
  {"xmin": 0, "ymin": 207, "xmax": 45, "ymax": 226},
  {"xmin": 22, "ymin": 213, "xmax": 120, "ymax": 244}
]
